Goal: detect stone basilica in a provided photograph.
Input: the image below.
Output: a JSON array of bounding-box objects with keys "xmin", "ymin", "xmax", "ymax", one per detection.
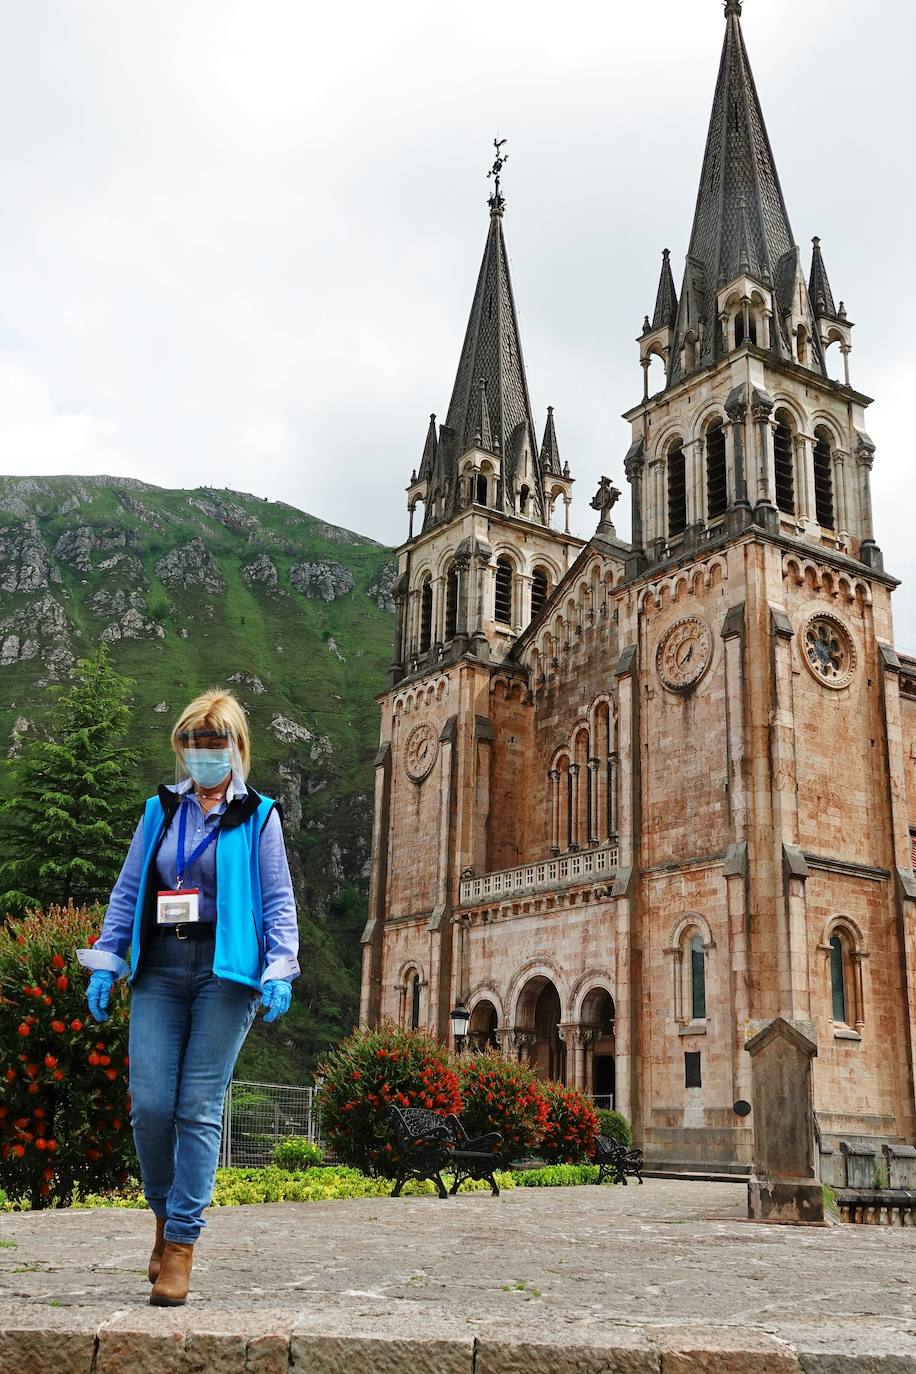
[{"xmin": 359, "ymin": 2, "xmax": 916, "ymax": 1174}]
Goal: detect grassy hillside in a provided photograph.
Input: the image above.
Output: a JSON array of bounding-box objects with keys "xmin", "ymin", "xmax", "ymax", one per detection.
[{"xmin": 0, "ymin": 475, "xmax": 396, "ymax": 1082}]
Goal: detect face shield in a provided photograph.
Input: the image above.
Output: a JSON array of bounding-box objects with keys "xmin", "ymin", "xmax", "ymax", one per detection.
[{"xmin": 175, "ymin": 726, "xmax": 246, "ymax": 795}]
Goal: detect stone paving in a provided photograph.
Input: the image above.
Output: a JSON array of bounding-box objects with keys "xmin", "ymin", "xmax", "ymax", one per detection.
[{"xmin": 1, "ymin": 1179, "xmax": 915, "ymax": 1371}]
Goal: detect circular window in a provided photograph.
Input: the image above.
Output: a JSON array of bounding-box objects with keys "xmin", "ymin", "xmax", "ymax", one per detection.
[{"xmin": 801, "ymin": 614, "xmax": 856, "ymax": 690}]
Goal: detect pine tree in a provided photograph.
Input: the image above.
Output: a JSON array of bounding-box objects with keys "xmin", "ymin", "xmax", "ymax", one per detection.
[{"xmin": 0, "ymin": 646, "xmax": 141, "ymax": 914}]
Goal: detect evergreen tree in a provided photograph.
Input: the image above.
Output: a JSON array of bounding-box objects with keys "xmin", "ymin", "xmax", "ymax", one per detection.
[{"xmin": 0, "ymin": 646, "xmax": 140, "ymax": 914}]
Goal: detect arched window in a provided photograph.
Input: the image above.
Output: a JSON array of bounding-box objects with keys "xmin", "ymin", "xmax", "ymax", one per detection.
[
  {"xmin": 667, "ymin": 440, "xmax": 687, "ymax": 537},
  {"xmin": 519, "ymin": 484, "xmax": 530, "ymax": 515},
  {"xmin": 410, "ymin": 972, "xmax": 421, "ymax": 1030},
  {"xmin": 683, "ymin": 331, "xmax": 698, "ymax": 372},
  {"xmin": 813, "ymin": 427, "xmax": 835, "ymax": 530},
  {"xmin": 531, "ymin": 567, "xmax": 549, "ymax": 619},
  {"xmin": 829, "ymin": 935, "xmax": 846, "ymax": 1023},
  {"xmin": 797, "ymin": 325, "xmax": 809, "ymax": 368},
  {"xmin": 690, "ymin": 933, "xmax": 706, "ymax": 1020},
  {"xmin": 706, "ymin": 420, "xmax": 727, "ymax": 520},
  {"xmin": 419, "ymin": 577, "xmax": 433, "ymax": 653},
  {"xmin": 445, "ymin": 562, "xmax": 459, "ymax": 640},
  {"xmin": 476, "ymin": 472, "xmax": 488, "ymax": 506},
  {"xmin": 773, "ymin": 412, "xmax": 795, "ymax": 516},
  {"xmin": 734, "ymin": 313, "xmax": 745, "ymax": 348},
  {"xmin": 494, "ymin": 558, "xmax": 513, "ymax": 625}
]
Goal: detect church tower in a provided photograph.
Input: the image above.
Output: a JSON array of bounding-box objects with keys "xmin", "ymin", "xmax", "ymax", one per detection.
[
  {"xmin": 628, "ymin": 0, "xmax": 879, "ymax": 577},
  {"xmin": 361, "ymin": 147, "xmax": 583, "ymax": 1036}
]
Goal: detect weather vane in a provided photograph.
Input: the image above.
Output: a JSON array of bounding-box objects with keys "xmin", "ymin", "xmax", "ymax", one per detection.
[{"xmin": 487, "ymin": 137, "xmax": 508, "ymax": 213}]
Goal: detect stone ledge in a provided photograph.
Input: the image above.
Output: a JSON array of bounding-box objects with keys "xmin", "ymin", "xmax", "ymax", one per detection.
[{"xmin": 3, "ymin": 1315, "xmax": 916, "ymax": 1374}]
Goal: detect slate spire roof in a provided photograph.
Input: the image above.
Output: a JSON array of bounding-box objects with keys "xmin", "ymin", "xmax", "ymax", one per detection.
[
  {"xmin": 417, "ymin": 413, "xmax": 437, "ymax": 482},
  {"xmin": 540, "ymin": 406, "xmax": 562, "ymax": 476},
  {"xmin": 651, "ymin": 250, "xmax": 678, "ymax": 330},
  {"xmin": 668, "ymin": 1, "xmax": 813, "ymax": 382},
  {"xmin": 809, "ymin": 236, "xmax": 839, "ymax": 320},
  {"xmin": 419, "ymin": 193, "xmax": 550, "ymax": 530}
]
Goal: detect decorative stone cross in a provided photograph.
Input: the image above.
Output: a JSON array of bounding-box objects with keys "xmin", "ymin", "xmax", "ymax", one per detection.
[{"xmin": 590, "ymin": 476, "xmax": 621, "ymax": 535}]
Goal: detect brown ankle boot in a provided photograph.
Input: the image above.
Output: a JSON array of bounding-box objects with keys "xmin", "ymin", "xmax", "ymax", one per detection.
[
  {"xmin": 147, "ymin": 1216, "xmax": 166, "ymax": 1284},
  {"xmin": 149, "ymin": 1241, "xmax": 194, "ymax": 1306}
]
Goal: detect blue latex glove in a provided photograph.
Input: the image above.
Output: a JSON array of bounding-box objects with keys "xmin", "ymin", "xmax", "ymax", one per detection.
[
  {"xmin": 87, "ymin": 969, "xmax": 116, "ymax": 1023},
  {"xmin": 260, "ymin": 979, "xmax": 292, "ymax": 1024}
]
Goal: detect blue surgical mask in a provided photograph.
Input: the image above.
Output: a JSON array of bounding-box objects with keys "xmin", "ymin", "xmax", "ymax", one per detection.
[{"xmin": 184, "ymin": 748, "xmax": 232, "ymax": 789}]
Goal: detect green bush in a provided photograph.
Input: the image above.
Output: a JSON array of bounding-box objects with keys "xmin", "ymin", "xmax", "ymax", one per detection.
[
  {"xmin": 0, "ymin": 905, "xmax": 135, "ymax": 1208},
  {"xmin": 316, "ymin": 1024, "xmax": 461, "ymax": 1177},
  {"xmin": 513, "ymin": 1164, "xmax": 600, "ymax": 1187},
  {"xmin": 272, "ymin": 1136, "xmax": 323, "ymax": 1171},
  {"xmin": 539, "ymin": 1082, "xmax": 599, "ymax": 1164},
  {"xmin": 456, "ymin": 1053, "xmax": 548, "ymax": 1160},
  {"xmin": 595, "ymin": 1109, "xmax": 631, "ymax": 1147}
]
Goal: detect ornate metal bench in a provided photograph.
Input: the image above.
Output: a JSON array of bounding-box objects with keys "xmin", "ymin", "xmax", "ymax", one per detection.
[
  {"xmin": 593, "ymin": 1134, "xmax": 645, "ymax": 1186},
  {"xmin": 386, "ymin": 1106, "xmax": 505, "ymax": 1198}
]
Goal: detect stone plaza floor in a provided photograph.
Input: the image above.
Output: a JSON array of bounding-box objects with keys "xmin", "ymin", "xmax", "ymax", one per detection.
[{"xmin": 1, "ymin": 1178, "xmax": 915, "ymax": 1371}]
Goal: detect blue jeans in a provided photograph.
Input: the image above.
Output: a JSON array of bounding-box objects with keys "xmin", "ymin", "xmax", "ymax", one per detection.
[{"xmin": 129, "ymin": 932, "xmax": 259, "ymax": 1244}]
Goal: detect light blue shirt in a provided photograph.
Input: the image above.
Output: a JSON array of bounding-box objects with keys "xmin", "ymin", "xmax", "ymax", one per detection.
[{"xmin": 77, "ymin": 778, "xmax": 300, "ymax": 986}]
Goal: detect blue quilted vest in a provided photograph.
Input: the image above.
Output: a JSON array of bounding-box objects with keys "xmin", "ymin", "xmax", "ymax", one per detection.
[{"xmin": 128, "ymin": 787, "xmax": 276, "ymax": 992}]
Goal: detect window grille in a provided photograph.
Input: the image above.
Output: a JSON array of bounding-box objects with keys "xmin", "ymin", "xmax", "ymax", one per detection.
[
  {"xmin": 531, "ymin": 568, "xmax": 549, "ymax": 618},
  {"xmin": 774, "ymin": 421, "xmax": 795, "ymax": 515},
  {"xmin": 419, "ymin": 580, "xmax": 432, "ymax": 652},
  {"xmin": 494, "ymin": 559, "xmax": 513, "ymax": 625},
  {"xmin": 445, "ymin": 564, "xmax": 458, "ymax": 640},
  {"xmin": 706, "ymin": 422, "xmax": 727, "ymax": 519},
  {"xmin": 814, "ymin": 433, "xmax": 834, "ymax": 529},
  {"xmin": 667, "ymin": 445, "xmax": 687, "ymax": 536}
]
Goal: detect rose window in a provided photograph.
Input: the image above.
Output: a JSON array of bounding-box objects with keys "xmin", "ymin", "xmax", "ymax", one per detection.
[{"xmin": 802, "ymin": 616, "xmax": 855, "ymax": 689}]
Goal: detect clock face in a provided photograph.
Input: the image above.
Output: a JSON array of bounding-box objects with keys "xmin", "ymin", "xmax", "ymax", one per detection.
[
  {"xmin": 404, "ymin": 721, "xmax": 439, "ymax": 782},
  {"xmin": 657, "ymin": 616, "xmax": 713, "ymax": 693},
  {"xmin": 801, "ymin": 614, "xmax": 856, "ymax": 690}
]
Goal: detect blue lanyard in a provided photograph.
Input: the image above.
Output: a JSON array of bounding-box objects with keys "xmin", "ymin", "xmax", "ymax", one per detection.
[{"xmin": 175, "ymin": 797, "xmax": 221, "ymax": 889}]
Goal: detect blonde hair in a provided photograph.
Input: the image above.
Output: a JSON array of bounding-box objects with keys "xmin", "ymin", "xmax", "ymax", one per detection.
[{"xmin": 171, "ymin": 689, "xmax": 251, "ymax": 778}]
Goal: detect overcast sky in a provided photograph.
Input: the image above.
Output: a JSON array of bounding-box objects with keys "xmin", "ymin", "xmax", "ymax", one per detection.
[{"xmin": 1, "ymin": 1, "xmax": 914, "ymax": 642}]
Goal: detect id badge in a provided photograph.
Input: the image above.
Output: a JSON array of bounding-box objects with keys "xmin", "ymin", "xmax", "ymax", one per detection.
[{"xmin": 156, "ymin": 889, "xmax": 201, "ymax": 925}]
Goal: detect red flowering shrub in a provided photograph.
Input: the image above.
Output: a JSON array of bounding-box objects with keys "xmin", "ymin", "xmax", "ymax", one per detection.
[
  {"xmin": 316, "ymin": 1024, "xmax": 461, "ymax": 1178},
  {"xmin": 0, "ymin": 905, "xmax": 134, "ymax": 1207},
  {"xmin": 539, "ymin": 1081, "xmax": 599, "ymax": 1164},
  {"xmin": 456, "ymin": 1053, "xmax": 548, "ymax": 1160}
]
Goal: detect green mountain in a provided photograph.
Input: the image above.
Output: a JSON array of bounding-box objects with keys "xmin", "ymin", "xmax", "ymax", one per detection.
[{"xmin": 0, "ymin": 474, "xmax": 395, "ymax": 1081}]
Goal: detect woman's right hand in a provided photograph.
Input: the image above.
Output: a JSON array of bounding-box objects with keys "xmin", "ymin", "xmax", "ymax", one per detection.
[{"xmin": 87, "ymin": 969, "xmax": 116, "ymax": 1023}]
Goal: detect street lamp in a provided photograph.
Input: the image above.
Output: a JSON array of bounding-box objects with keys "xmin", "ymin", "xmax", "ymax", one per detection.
[{"xmin": 450, "ymin": 1002, "xmax": 470, "ymax": 1052}]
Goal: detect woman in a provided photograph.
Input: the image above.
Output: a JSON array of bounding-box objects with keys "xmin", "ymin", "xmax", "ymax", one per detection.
[{"xmin": 77, "ymin": 689, "xmax": 299, "ymax": 1307}]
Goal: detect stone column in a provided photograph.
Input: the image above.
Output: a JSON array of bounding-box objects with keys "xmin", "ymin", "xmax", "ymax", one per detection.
[
  {"xmin": 587, "ymin": 758, "xmax": 600, "ymax": 845},
  {"xmin": 855, "ymin": 434, "xmax": 883, "ymax": 569},
  {"xmin": 793, "ymin": 434, "xmax": 810, "ymax": 526},
  {"xmin": 579, "ymin": 1027, "xmax": 599, "ymax": 1096},
  {"xmin": 751, "ymin": 390, "xmax": 778, "ymax": 530},
  {"xmin": 454, "ymin": 551, "xmax": 472, "ymax": 640},
  {"xmin": 548, "ymin": 768, "xmax": 560, "ymax": 855},
  {"xmin": 471, "ymin": 549, "xmax": 491, "ymax": 653},
  {"xmin": 568, "ymin": 763, "xmax": 581, "ymax": 850},
  {"xmin": 433, "ymin": 576, "xmax": 446, "ymax": 646},
  {"xmin": 518, "ymin": 572, "xmax": 533, "ymax": 631},
  {"xmin": 495, "ymin": 1028, "xmax": 514, "ymax": 1059},
  {"xmin": 512, "ymin": 1030, "xmax": 535, "ymax": 1064},
  {"xmin": 745, "ymin": 1018, "xmax": 824, "ymax": 1225},
  {"xmin": 721, "ymin": 604, "xmax": 752, "ymax": 1122},
  {"xmin": 625, "ymin": 444, "xmax": 646, "ymax": 575},
  {"xmin": 558, "ymin": 1024, "xmax": 578, "ymax": 1088},
  {"xmin": 834, "ymin": 450, "xmax": 851, "ymax": 545},
  {"xmin": 725, "ymin": 387, "xmax": 751, "ymax": 530}
]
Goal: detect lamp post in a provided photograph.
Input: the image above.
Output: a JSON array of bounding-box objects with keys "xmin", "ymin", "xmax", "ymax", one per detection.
[{"xmin": 450, "ymin": 1002, "xmax": 470, "ymax": 1053}]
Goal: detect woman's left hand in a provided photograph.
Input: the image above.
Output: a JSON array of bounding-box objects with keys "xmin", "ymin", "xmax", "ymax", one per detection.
[{"xmin": 260, "ymin": 979, "xmax": 293, "ymax": 1023}]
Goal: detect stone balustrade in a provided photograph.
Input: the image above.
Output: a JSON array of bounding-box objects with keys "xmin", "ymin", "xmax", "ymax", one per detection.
[{"xmin": 458, "ymin": 844, "xmax": 619, "ymax": 906}]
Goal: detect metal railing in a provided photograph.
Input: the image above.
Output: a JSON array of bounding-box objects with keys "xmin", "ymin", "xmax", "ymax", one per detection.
[
  {"xmin": 459, "ymin": 844, "xmax": 619, "ymax": 906},
  {"xmin": 219, "ymin": 1079, "xmax": 330, "ymax": 1169}
]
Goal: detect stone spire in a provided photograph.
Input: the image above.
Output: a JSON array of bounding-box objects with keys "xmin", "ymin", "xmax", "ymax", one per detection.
[
  {"xmin": 651, "ymin": 249, "xmax": 678, "ymax": 329},
  {"xmin": 539, "ymin": 406, "xmax": 562, "ymax": 476},
  {"xmin": 429, "ymin": 155, "xmax": 545, "ymax": 526},
  {"xmin": 808, "ymin": 236, "xmax": 839, "ymax": 320},
  {"xmin": 417, "ymin": 413, "xmax": 437, "ymax": 483},
  {"xmin": 668, "ymin": 0, "xmax": 806, "ymax": 381}
]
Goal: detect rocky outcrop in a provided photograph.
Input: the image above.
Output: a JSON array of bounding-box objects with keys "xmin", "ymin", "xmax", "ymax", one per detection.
[
  {"xmin": 0, "ymin": 593, "xmax": 72, "ymax": 671},
  {"xmin": 53, "ymin": 526, "xmax": 136, "ymax": 573},
  {"xmin": 366, "ymin": 559, "xmax": 397, "ymax": 613},
  {"xmin": 227, "ymin": 672, "xmax": 266, "ymax": 695},
  {"xmin": 289, "ymin": 561, "xmax": 354, "ymax": 602},
  {"xmin": 88, "ymin": 588, "xmax": 147, "ymax": 617},
  {"xmin": 241, "ymin": 554, "xmax": 278, "ymax": 587},
  {"xmin": 268, "ymin": 714, "xmax": 333, "ymax": 763},
  {"xmin": 0, "ymin": 634, "xmax": 39, "ymax": 666},
  {"xmin": 155, "ymin": 539, "xmax": 223, "ymax": 591},
  {"xmin": 7, "ymin": 715, "xmax": 31, "ymax": 758},
  {"xmin": 0, "ymin": 522, "xmax": 50, "ymax": 592},
  {"xmin": 189, "ymin": 494, "xmax": 262, "ymax": 537},
  {"xmin": 100, "ymin": 608, "xmax": 166, "ymax": 643}
]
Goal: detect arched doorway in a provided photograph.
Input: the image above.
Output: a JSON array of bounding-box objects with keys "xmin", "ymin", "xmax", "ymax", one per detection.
[
  {"xmin": 581, "ymin": 987, "xmax": 615, "ymax": 1108},
  {"xmin": 516, "ymin": 976, "xmax": 565, "ymax": 1082},
  {"xmin": 468, "ymin": 999, "xmax": 498, "ymax": 1051}
]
